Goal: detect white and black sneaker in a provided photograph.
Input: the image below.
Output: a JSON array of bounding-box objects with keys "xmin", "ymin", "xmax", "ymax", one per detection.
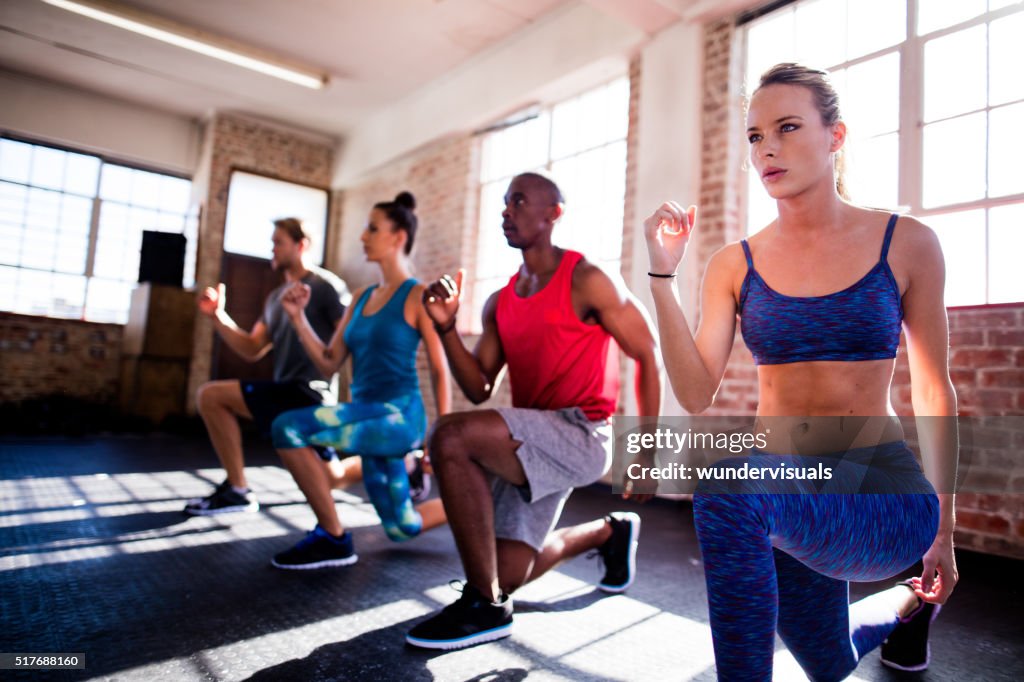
[
  {"xmin": 594, "ymin": 511, "xmax": 641, "ymax": 593},
  {"xmin": 183, "ymin": 480, "xmax": 259, "ymax": 516},
  {"xmin": 271, "ymin": 525, "xmax": 358, "ymax": 570},
  {"xmin": 406, "ymin": 582, "xmax": 513, "ymax": 650}
]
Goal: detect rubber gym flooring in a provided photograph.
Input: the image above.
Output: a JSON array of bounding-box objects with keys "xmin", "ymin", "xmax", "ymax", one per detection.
[{"xmin": 2, "ymin": 433, "xmax": 1021, "ymax": 681}]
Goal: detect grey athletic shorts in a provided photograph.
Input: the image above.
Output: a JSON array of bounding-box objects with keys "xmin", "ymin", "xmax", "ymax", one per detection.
[{"xmin": 492, "ymin": 406, "xmax": 613, "ymax": 552}]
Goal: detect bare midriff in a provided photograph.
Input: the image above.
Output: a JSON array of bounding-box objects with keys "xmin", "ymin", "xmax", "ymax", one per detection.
[{"xmin": 753, "ymin": 359, "xmax": 905, "ymax": 455}]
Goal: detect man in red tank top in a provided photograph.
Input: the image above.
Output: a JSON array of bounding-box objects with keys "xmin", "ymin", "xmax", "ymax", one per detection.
[{"xmin": 407, "ymin": 173, "xmax": 661, "ymax": 650}]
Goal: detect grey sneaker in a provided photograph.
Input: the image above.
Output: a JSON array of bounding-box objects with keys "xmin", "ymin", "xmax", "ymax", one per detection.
[{"xmin": 184, "ymin": 480, "xmax": 258, "ymax": 516}]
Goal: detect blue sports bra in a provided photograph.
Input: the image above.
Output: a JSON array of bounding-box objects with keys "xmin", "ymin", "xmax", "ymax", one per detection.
[{"xmin": 738, "ymin": 213, "xmax": 903, "ymax": 365}]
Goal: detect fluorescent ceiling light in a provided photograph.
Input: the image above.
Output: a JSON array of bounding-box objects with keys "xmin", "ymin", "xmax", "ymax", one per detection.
[{"xmin": 40, "ymin": 0, "xmax": 329, "ymax": 89}]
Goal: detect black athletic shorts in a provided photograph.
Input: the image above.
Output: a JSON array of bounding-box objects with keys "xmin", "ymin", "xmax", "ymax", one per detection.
[{"xmin": 240, "ymin": 380, "xmax": 339, "ymax": 461}]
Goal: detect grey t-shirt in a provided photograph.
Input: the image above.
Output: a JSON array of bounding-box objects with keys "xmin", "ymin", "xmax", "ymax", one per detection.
[{"xmin": 262, "ymin": 265, "xmax": 350, "ymax": 390}]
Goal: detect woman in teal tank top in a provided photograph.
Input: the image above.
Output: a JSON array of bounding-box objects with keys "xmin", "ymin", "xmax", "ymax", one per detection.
[{"xmin": 268, "ymin": 192, "xmax": 451, "ymax": 570}]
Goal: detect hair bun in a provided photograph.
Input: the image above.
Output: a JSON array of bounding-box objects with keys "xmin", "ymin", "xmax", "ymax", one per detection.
[{"xmin": 394, "ymin": 191, "xmax": 416, "ymax": 211}]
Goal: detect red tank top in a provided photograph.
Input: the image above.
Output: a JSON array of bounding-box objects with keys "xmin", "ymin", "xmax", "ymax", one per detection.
[{"xmin": 496, "ymin": 250, "xmax": 620, "ymax": 421}]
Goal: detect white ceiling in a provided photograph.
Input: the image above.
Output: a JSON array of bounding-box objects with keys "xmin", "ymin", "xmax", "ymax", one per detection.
[{"xmin": 0, "ymin": 0, "xmax": 706, "ymax": 140}]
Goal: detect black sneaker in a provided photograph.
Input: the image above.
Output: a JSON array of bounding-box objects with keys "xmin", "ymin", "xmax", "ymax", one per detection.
[
  {"xmin": 183, "ymin": 480, "xmax": 259, "ymax": 516},
  {"xmin": 406, "ymin": 582, "xmax": 513, "ymax": 650},
  {"xmin": 880, "ymin": 582, "xmax": 941, "ymax": 672},
  {"xmin": 407, "ymin": 450, "xmax": 431, "ymax": 503},
  {"xmin": 271, "ymin": 525, "xmax": 358, "ymax": 570},
  {"xmin": 594, "ymin": 511, "xmax": 641, "ymax": 593}
]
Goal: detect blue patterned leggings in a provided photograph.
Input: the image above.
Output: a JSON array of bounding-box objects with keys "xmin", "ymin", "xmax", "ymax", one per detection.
[
  {"xmin": 271, "ymin": 393, "xmax": 426, "ymax": 542},
  {"xmin": 692, "ymin": 442, "xmax": 939, "ymax": 681}
]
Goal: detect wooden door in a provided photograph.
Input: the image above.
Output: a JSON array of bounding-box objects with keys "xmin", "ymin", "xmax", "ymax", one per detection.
[{"xmin": 212, "ymin": 253, "xmax": 283, "ymax": 381}]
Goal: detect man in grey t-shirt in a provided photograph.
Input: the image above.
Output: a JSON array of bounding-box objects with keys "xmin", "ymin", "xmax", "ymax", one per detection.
[{"xmin": 184, "ymin": 217, "xmax": 353, "ymax": 515}]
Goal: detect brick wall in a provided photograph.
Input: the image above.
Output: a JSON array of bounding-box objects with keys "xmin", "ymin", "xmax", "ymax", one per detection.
[
  {"xmin": 0, "ymin": 312, "xmax": 122, "ymax": 404},
  {"xmin": 697, "ymin": 18, "xmax": 1024, "ymax": 558},
  {"xmin": 186, "ymin": 114, "xmax": 336, "ymax": 408}
]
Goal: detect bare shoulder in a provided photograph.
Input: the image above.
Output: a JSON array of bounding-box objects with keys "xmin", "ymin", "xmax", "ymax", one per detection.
[
  {"xmin": 571, "ymin": 255, "xmax": 626, "ymax": 303},
  {"xmin": 888, "ymin": 213, "xmax": 944, "ymax": 265},
  {"xmin": 704, "ymin": 241, "xmax": 748, "ymax": 293},
  {"xmin": 349, "ymin": 283, "xmax": 371, "ymax": 303}
]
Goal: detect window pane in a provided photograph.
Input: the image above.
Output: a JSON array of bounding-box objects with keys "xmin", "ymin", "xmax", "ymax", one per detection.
[
  {"xmin": 0, "ymin": 180, "xmax": 27, "ymax": 228},
  {"xmin": 131, "ymin": 169, "xmax": 162, "ymax": 210},
  {"xmin": 160, "ymin": 175, "xmax": 191, "ymax": 213},
  {"xmin": 917, "ymin": 0, "xmax": 985, "ymax": 35},
  {"xmin": 30, "ymin": 146, "xmax": 66, "ymax": 191},
  {"xmin": 845, "ymin": 132, "xmax": 899, "ymax": 209},
  {"xmin": 223, "ymin": 171, "xmax": 328, "ymax": 263},
  {"xmin": 989, "ymin": 102, "xmax": 1024, "ymax": 198},
  {"xmin": 85, "ymin": 278, "xmax": 132, "ymax": 324},
  {"xmin": 483, "ymin": 111, "xmax": 550, "ymax": 181},
  {"xmin": 551, "ymin": 142, "xmax": 626, "ymax": 264},
  {"xmin": 746, "ymin": 8, "xmax": 796, "ymax": 86},
  {"xmin": 990, "ymin": 11, "xmax": 1024, "ymax": 106},
  {"xmin": 0, "ymin": 139, "xmax": 32, "ymax": 184},
  {"xmin": 64, "ymin": 152, "xmax": 100, "ymax": 196},
  {"xmin": 51, "ymin": 273, "xmax": 86, "ymax": 318},
  {"xmin": 795, "ymin": 0, "xmax": 846, "ymax": 68},
  {"xmin": 94, "ymin": 203, "xmax": 130, "ymax": 279},
  {"xmin": 922, "ymin": 113, "xmax": 986, "ymax": 208},
  {"xmin": 550, "ymin": 97, "xmax": 581, "ymax": 160},
  {"xmin": 989, "ymin": 203, "xmax": 1024, "ymax": 303},
  {"xmin": 924, "ymin": 26, "xmax": 986, "ymax": 122},
  {"xmin": 183, "ymin": 212, "xmax": 198, "ymax": 288},
  {"xmin": 13, "ymin": 268, "xmax": 55, "ymax": 316},
  {"xmin": 840, "ymin": 52, "xmax": 900, "ymax": 137},
  {"xmin": 99, "ymin": 164, "xmax": 133, "ymax": 203},
  {"xmin": 847, "ymin": 0, "xmax": 905, "ymax": 59},
  {"xmin": 928, "ymin": 209, "xmax": 986, "ymax": 306}
]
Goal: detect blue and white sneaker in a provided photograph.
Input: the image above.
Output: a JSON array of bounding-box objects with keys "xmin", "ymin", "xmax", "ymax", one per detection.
[{"xmin": 271, "ymin": 525, "xmax": 358, "ymax": 570}]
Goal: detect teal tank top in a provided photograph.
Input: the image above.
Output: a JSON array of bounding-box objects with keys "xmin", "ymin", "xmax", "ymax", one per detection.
[{"xmin": 343, "ymin": 279, "xmax": 421, "ymax": 403}]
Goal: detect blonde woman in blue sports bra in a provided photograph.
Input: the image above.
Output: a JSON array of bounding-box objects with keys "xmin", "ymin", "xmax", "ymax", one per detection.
[{"xmin": 644, "ymin": 64, "xmax": 958, "ymax": 680}]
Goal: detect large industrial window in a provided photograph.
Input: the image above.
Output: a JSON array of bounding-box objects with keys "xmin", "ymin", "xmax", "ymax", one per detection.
[
  {"xmin": 0, "ymin": 136, "xmax": 197, "ymax": 323},
  {"xmin": 743, "ymin": 0, "xmax": 1024, "ymax": 305},
  {"xmin": 471, "ymin": 77, "xmax": 629, "ymax": 329}
]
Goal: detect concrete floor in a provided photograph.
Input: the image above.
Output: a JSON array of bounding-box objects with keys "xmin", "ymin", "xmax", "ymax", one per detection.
[{"xmin": 1, "ymin": 433, "xmax": 1021, "ymax": 681}]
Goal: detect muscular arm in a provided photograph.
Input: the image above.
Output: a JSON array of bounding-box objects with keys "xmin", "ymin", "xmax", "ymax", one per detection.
[
  {"xmin": 412, "ymin": 285, "xmax": 453, "ymax": 416},
  {"xmin": 900, "ymin": 218, "xmax": 959, "ymax": 602},
  {"xmin": 212, "ymin": 313, "xmax": 272, "ymax": 362},
  {"xmin": 649, "ymin": 246, "xmax": 740, "ymax": 413},
  {"xmin": 575, "ymin": 263, "xmax": 661, "ymax": 418},
  {"xmin": 439, "ymin": 291, "xmax": 506, "ymax": 404},
  {"xmin": 288, "ymin": 287, "xmax": 359, "ymax": 377}
]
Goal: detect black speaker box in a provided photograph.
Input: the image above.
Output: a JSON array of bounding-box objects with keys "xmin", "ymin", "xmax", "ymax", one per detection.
[{"xmin": 138, "ymin": 231, "xmax": 186, "ymax": 287}]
